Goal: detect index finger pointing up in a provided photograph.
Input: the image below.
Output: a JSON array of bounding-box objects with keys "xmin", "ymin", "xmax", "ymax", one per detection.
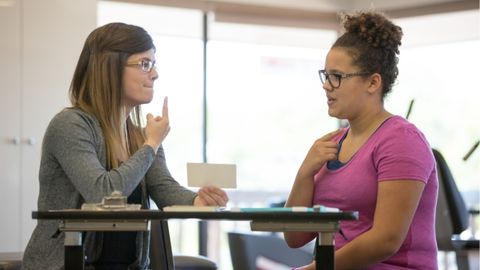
[{"xmin": 162, "ymin": 96, "xmax": 169, "ymax": 119}]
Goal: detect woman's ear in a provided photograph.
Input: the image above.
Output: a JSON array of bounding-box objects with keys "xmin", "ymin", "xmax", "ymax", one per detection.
[{"xmin": 367, "ymin": 73, "xmax": 382, "ymax": 95}]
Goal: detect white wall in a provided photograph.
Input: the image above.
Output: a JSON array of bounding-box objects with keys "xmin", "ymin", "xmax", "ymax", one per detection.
[
  {"xmin": 0, "ymin": 0, "xmax": 22, "ymax": 253},
  {"xmin": 0, "ymin": 0, "xmax": 97, "ymax": 252}
]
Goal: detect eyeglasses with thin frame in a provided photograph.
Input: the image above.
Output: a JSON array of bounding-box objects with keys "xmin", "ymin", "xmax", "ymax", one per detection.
[
  {"xmin": 318, "ymin": 69, "xmax": 369, "ymax": 89},
  {"xmin": 125, "ymin": 58, "xmax": 156, "ymax": 73}
]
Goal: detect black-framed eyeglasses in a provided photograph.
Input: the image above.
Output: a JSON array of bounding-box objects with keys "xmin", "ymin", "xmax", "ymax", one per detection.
[
  {"xmin": 125, "ymin": 58, "xmax": 156, "ymax": 73},
  {"xmin": 318, "ymin": 69, "xmax": 369, "ymax": 89}
]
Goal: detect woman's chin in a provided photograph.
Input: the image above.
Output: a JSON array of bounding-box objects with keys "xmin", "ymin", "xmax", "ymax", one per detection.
[{"xmin": 327, "ymin": 109, "xmax": 337, "ymax": 118}]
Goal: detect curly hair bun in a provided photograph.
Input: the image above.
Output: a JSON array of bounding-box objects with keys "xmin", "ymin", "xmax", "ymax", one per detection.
[{"xmin": 342, "ymin": 11, "xmax": 403, "ymax": 54}]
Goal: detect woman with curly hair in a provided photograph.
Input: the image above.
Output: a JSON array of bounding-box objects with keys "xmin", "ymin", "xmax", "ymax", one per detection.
[{"xmin": 284, "ymin": 11, "xmax": 438, "ymax": 269}]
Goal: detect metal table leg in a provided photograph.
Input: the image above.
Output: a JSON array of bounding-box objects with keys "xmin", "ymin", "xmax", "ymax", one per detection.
[
  {"xmin": 316, "ymin": 232, "xmax": 334, "ymax": 270},
  {"xmin": 64, "ymin": 231, "xmax": 84, "ymax": 270}
]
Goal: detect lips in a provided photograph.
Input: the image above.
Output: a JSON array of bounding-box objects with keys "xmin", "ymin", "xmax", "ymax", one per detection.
[{"xmin": 327, "ymin": 96, "xmax": 336, "ymax": 105}]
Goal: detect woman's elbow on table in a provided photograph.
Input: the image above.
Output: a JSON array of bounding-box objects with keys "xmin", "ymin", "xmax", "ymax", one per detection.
[{"xmin": 284, "ymin": 232, "xmax": 315, "ymax": 248}]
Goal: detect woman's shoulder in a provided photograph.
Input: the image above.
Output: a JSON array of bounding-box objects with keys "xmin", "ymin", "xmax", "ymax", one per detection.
[
  {"xmin": 42, "ymin": 108, "xmax": 103, "ymax": 153},
  {"xmin": 53, "ymin": 107, "xmax": 92, "ymax": 120},
  {"xmin": 382, "ymin": 115, "xmax": 424, "ymax": 137},
  {"xmin": 376, "ymin": 115, "xmax": 431, "ymax": 150},
  {"xmin": 50, "ymin": 108, "xmax": 97, "ymax": 126},
  {"xmin": 47, "ymin": 108, "xmax": 100, "ymax": 136}
]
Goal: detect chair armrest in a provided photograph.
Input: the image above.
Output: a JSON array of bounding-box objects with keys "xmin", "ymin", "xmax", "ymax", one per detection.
[
  {"xmin": 173, "ymin": 254, "xmax": 217, "ymax": 270},
  {"xmin": 468, "ymin": 208, "xmax": 479, "ymax": 216},
  {"xmin": 451, "ymin": 235, "xmax": 479, "ymax": 250}
]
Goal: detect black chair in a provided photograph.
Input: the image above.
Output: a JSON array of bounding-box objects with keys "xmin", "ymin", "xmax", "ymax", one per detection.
[
  {"xmin": 0, "ymin": 222, "xmax": 215, "ymax": 270},
  {"xmin": 149, "ymin": 220, "xmax": 217, "ymax": 270},
  {"xmin": 433, "ymin": 149, "xmax": 479, "ymax": 270},
  {"xmin": 228, "ymin": 231, "xmax": 313, "ymax": 270}
]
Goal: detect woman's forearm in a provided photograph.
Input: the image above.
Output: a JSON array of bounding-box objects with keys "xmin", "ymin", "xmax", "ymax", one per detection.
[{"xmin": 284, "ymin": 172, "xmax": 317, "ymax": 247}]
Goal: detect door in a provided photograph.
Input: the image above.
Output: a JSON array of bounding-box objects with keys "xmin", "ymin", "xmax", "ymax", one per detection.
[{"xmin": 0, "ymin": 0, "xmax": 22, "ymax": 252}]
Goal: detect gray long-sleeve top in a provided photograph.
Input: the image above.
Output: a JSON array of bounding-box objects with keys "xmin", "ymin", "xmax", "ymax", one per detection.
[{"xmin": 22, "ymin": 108, "xmax": 197, "ymax": 270}]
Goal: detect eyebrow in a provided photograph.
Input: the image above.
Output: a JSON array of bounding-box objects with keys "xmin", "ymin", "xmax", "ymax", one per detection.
[
  {"xmin": 324, "ymin": 69, "xmax": 345, "ymax": 74},
  {"xmin": 133, "ymin": 57, "xmax": 155, "ymax": 62}
]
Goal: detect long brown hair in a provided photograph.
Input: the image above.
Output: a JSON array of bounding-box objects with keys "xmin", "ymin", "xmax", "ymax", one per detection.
[{"xmin": 69, "ymin": 23, "xmax": 155, "ymax": 169}]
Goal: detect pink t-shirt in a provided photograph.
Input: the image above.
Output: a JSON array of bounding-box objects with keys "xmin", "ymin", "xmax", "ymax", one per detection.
[{"xmin": 313, "ymin": 116, "xmax": 438, "ymax": 269}]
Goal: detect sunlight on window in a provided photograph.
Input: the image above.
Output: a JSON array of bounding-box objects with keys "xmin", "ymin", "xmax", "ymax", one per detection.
[
  {"xmin": 208, "ymin": 23, "xmax": 338, "ymax": 192},
  {"xmin": 98, "ymin": 0, "xmax": 204, "ymax": 256},
  {"xmin": 98, "ymin": 3, "xmax": 479, "ymax": 269},
  {"xmin": 206, "ymin": 22, "xmax": 339, "ymax": 269},
  {"xmin": 391, "ymin": 11, "xmax": 480, "ymax": 207}
]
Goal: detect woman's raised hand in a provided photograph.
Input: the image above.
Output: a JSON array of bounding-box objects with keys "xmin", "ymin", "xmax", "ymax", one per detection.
[
  {"xmin": 298, "ymin": 129, "xmax": 343, "ymax": 179},
  {"xmin": 144, "ymin": 97, "xmax": 170, "ymax": 153}
]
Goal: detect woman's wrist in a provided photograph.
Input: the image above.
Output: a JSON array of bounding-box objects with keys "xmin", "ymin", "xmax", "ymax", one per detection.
[
  {"xmin": 295, "ymin": 167, "xmax": 316, "ymax": 183},
  {"xmin": 143, "ymin": 140, "xmax": 159, "ymax": 154},
  {"xmin": 193, "ymin": 195, "xmax": 203, "ymax": 206}
]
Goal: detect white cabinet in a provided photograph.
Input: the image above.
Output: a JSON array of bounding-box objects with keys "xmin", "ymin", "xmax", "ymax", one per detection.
[
  {"xmin": 0, "ymin": 0, "xmax": 22, "ymax": 253},
  {"xmin": 0, "ymin": 0, "xmax": 96, "ymax": 252}
]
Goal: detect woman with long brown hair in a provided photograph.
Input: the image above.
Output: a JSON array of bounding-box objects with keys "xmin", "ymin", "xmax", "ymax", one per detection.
[{"xmin": 23, "ymin": 22, "xmax": 228, "ymax": 270}]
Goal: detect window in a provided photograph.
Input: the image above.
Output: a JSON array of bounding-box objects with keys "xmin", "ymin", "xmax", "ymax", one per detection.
[
  {"xmin": 98, "ymin": 3, "xmax": 479, "ymax": 269},
  {"xmin": 98, "ymin": 1, "xmax": 204, "ymax": 255},
  {"xmin": 207, "ymin": 22, "xmax": 338, "ymax": 192},
  {"xmin": 207, "ymin": 21, "xmax": 338, "ymax": 268},
  {"xmin": 391, "ymin": 11, "xmax": 479, "ymax": 269},
  {"xmin": 391, "ymin": 10, "xmax": 480, "ymax": 205}
]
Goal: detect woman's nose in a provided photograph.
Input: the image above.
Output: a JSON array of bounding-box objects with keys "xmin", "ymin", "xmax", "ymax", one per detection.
[
  {"xmin": 150, "ymin": 67, "xmax": 158, "ymax": 81},
  {"xmin": 323, "ymin": 81, "xmax": 334, "ymax": 92}
]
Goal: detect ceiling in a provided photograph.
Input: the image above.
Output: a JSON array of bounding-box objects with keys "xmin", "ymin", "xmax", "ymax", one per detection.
[
  {"xmin": 108, "ymin": 0, "xmax": 479, "ymax": 29},
  {"xmin": 112, "ymin": 0, "xmax": 479, "ymax": 15},
  {"xmin": 213, "ymin": 0, "xmax": 478, "ymax": 14}
]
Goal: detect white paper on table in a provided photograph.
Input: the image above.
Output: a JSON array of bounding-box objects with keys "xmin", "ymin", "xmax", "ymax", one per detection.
[{"xmin": 186, "ymin": 163, "xmax": 237, "ymax": 188}]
